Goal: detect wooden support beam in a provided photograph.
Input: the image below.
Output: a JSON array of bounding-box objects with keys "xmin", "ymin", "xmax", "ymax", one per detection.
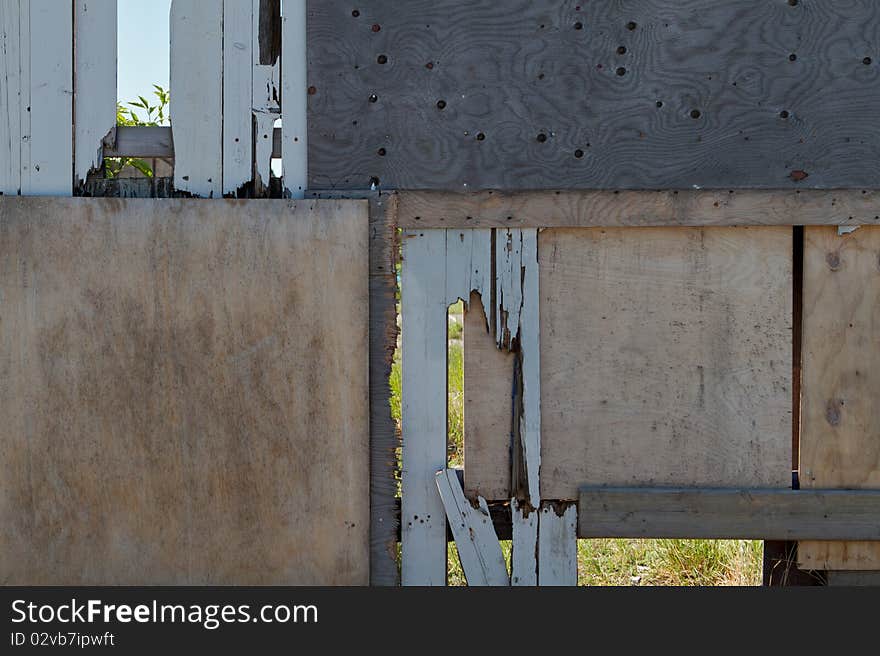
[
  {"xmin": 436, "ymin": 469, "xmax": 508, "ymax": 586},
  {"xmin": 397, "ymin": 189, "xmax": 880, "ymax": 228},
  {"xmin": 578, "ymin": 487, "xmax": 880, "ymax": 541}
]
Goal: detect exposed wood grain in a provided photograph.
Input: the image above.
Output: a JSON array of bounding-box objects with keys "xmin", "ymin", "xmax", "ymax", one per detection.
[
  {"xmin": 0, "ymin": 197, "xmax": 370, "ymax": 585},
  {"xmin": 309, "ymin": 1, "xmax": 880, "ymax": 190},
  {"xmin": 464, "ymin": 294, "xmax": 514, "ymax": 501},
  {"xmin": 0, "ymin": 0, "xmax": 22, "ymax": 195},
  {"xmin": 436, "ymin": 469, "xmax": 508, "ymax": 586},
  {"xmin": 579, "ymin": 487, "xmax": 880, "ymax": 541},
  {"xmin": 223, "ymin": 0, "xmax": 254, "ymax": 195},
  {"xmin": 397, "ymin": 190, "xmax": 880, "ymax": 229},
  {"xmin": 799, "ymin": 226, "xmax": 880, "ymax": 571},
  {"xmin": 510, "ymin": 498, "xmax": 537, "ymax": 586},
  {"xmin": 282, "ymin": 0, "xmax": 307, "ymax": 197},
  {"xmin": 466, "ymin": 228, "xmax": 793, "ymax": 500},
  {"xmin": 171, "ymin": 0, "xmax": 223, "ymax": 197},
  {"xmin": 74, "ymin": 0, "xmax": 117, "ymax": 186},
  {"xmin": 538, "ymin": 504, "xmax": 578, "ymax": 586},
  {"xmin": 22, "ymin": 0, "xmax": 73, "ymax": 196}
]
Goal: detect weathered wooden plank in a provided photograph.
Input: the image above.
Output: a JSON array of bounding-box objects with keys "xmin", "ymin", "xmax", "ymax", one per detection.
[
  {"xmin": 465, "ymin": 228, "xmax": 793, "ymax": 501},
  {"xmin": 401, "ymin": 230, "xmax": 449, "ymax": 585},
  {"xmin": 22, "ymin": 0, "xmax": 73, "ymax": 196},
  {"xmin": 518, "ymin": 230, "xmax": 540, "ymax": 509},
  {"xmin": 74, "ymin": 0, "xmax": 117, "ymax": 186},
  {"xmin": 171, "ymin": 0, "xmax": 223, "ymax": 197},
  {"xmin": 397, "ymin": 190, "xmax": 880, "ymax": 229},
  {"xmin": 0, "ymin": 0, "xmax": 22, "ymax": 195},
  {"xmin": 464, "ymin": 294, "xmax": 514, "ymax": 501},
  {"xmin": 281, "ymin": 0, "xmax": 306, "ymax": 197},
  {"xmin": 252, "ymin": 0, "xmax": 280, "ymax": 192},
  {"xmin": 538, "ymin": 504, "xmax": 578, "ymax": 586},
  {"xmin": 436, "ymin": 469, "xmax": 508, "ymax": 586},
  {"xmin": 0, "ymin": 197, "xmax": 370, "ymax": 584},
  {"xmin": 826, "ymin": 571, "xmax": 880, "ymax": 586},
  {"xmin": 309, "ymin": 1, "xmax": 880, "ymax": 190},
  {"xmin": 510, "ymin": 498, "xmax": 537, "ymax": 586},
  {"xmin": 578, "ymin": 488, "xmax": 880, "ymax": 541},
  {"xmin": 222, "ymin": 0, "xmax": 254, "ymax": 195},
  {"xmin": 799, "ymin": 226, "xmax": 880, "ymax": 571}
]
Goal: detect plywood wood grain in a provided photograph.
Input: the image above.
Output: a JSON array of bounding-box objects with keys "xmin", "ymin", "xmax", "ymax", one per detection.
[
  {"xmin": 799, "ymin": 226, "xmax": 880, "ymax": 571},
  {"xmin": 0, "ymin": 197, "xmax": 370, "ymax": 585},
  {"xmin": 464, "ymin": 228, "xmax": 792, "ymax": 500},
  {"xmin": 309, "ymin": 1, "xmax": 880, "ymax": 190}
]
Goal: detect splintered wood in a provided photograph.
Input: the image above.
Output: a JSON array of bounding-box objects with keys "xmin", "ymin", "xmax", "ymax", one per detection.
[
  {"xmin": 0, "ymin": 198, "xmax": 370, "ymax": 585},
  {"xmin": 465, "ymin": 227, "xmax": 793, "ymax": 502},
  {"xmin": 800, "ymin": 226, "xmax": 880, "ymax": 571}
]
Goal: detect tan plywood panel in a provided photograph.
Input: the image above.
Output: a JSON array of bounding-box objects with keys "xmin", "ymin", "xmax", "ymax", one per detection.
[
  {"xmin": 464, "ymin": 227, "xmax": 792, "ymax": 501},
  {"xmin": 0, "ymin": 197, "xmax": 369, "ymax": 585},
  {"xmin": 799, "ymin": 226, "xmax": 880, "ymax": 571}
]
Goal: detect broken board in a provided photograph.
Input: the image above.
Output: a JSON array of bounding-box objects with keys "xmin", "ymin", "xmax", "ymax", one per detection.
[
  {"xmin": 0, "ymin": 197, "xmax": 370, "ymax": 585},
  {"xmin": 464, "ymin": 227, "xmax": 792, "ymax": 501},
  {"xmin": 799, "ymin": 226, "xmax": 880, "ymax": 571}
]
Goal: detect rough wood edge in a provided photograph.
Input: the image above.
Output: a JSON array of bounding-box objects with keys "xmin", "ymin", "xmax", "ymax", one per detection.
[
  {"xmin": 436, "ymin": 469, "xmax": 508, "ymax": 586},
  {"xmin": 579, "ymin": 487, "xmax": 880, "ymax": 540},
  {"xmin": 397, "ymin": 189, "xmax": 880, "ymax": 228},
  {"xmin": 538, "ymin": 503, "xmax": 578, "ymax": 586}
]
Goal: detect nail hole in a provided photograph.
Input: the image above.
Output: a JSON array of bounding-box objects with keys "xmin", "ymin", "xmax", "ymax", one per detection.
[
  {"xmin": 536, "ymin": 133, "xmax": 548, "ymax": 143},
  {"xmin": 864, "ymin": 57, "xmax": 873, "ymax": 65},
  {"xmin": 436, "ymin": 99, "xmax": 446, "ymax": 109},
  {"xmin": 371, "ymin": 24, "xmax": 381, "ymax": 32},
  {"xmin": 377, "ymin": 148, "xmax": 386, "ymax": 156},
  {"xmin": 616, "ymin": 67, "xmax": 627, "ymax": 76},
  {"xmin": 691, "ymin": 109, "xmax": 702, "ymax": 119},
  {"xmin": 617, "ymin": 45, "xmax": 627, "ymax": 55},
  {"xmin": 789, "ymin": 53, "xmax": 797, "ymax": 62},
  {"xmin": 780, "ymin": 110, "xmax": 790, "ymax": 119},
  {"xmin": 574, "ymin": 22, "xmax": 583, "ymax": 30},
  {"xmin": 626, "ymin": 21, "xmax": 637, "ymax": 30},
  {"xmin": 369, "ymin": 94, "xmax": 378, "ymax": 103},
  {"xmin": 574, "ymin": 149, "xmax": 584, "ymax": 158},
  {"xmin": 352, "ymin": 9, "xmax": 360, "ymax": 17},
  {"xmin": 476, "ymin": 132, "xmax": 486, "ymax": 141},
  {"xmin": 377, "ymin": 54, "xmax": 388, "ymax": 64}
]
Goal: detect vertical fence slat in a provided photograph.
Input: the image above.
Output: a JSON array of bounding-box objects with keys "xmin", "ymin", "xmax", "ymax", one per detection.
[
  {"xmin": 281, "ymin": 0, "xmax": 306, "ymax": 198},
  {"xmin": 253, "ymin": 0, "xmax": 280, "ymax": 191},
  {"xmin": 0, "ymin": 0, "xmax": 22, "ymax": 194},
  {"xmin": 21, "ymin": 0, "xmax": 73, "ymax": 196},
  {"xmin": 74, "ymin": 0, "xmax": 117, "ymax": 187},
  {"xmin": 222, "ymin": 0, "xmax": 253, "ymax": 195},
  {"xmin": 538, "ymin": 504, "xmax": 578, "ymax": 586},
  {"xmin": 401, "ymin": 230, "xmax": 449, "ymax": 585},
  {"xmin": 171, "ymin": 0, "xmax": 223, "ymax": 198}
]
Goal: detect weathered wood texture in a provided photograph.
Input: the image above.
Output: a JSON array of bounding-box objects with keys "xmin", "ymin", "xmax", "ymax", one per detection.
[
  {"xmin": 308, "ymin": 1, "xmax": 880, "ymax": 190},
  {"xmin": 0, "ymin": 197, "xmax": 370, "ymax": 585},
  {"xmin": 538, "ymin": 504, "xmax": 578, "ymax": 586},
  {"xmin": 464, "ymin": 295, "xmax": 514, "ymax": 501},
  {"xmin": 0, "ymin": 0, "xmax": 22, "ymax": 195},
  {"xmin": 282, "ymin": 0, "xmax": 307, "ymax": 198},
  {"xmin": 466, "ymin": 228, "xmax": 793, "ymax": 501},
  {"xmin": 171, "ymin": 0, "xmax": 223, "ymax": 197},
  {"xmin": 578, "ymin": 487, "xmax": 880, "ymax": 541},
  {"xmin": 397, "ymin": 190, "xmax": 880, "ymax": 229},
  {"xmin": 799, "ymin": 226, "xmax": 880, "ymax": 571},
  {"xmin": 74, "ymin": 0, "xmax": 117, "ymax": 186}
]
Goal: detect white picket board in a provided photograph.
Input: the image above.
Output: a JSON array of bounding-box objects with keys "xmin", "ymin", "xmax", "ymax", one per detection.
[
  {"xmin": 222, "ymin": 0, "xmax": 253, "ymax": 195},
  {"xmin": 401, "ymin": 230, "xmax": 449, "ymax": 585},
  {"xmin": 435, "ymin": 469, "xmax": 508, "ymax": 586},
  {"xmin": 0, "ymin": 0, "xmax": 22, "ymax": 194},
  {"xmin": 281, "ymin": 0, "xmax": 306, "ymax": 198},
  {"xmin": 511, "ymin": 498, "xmax": 538, "ymax": 586},
  {"xmin": 171, "ymin": 0, "xmax": 223, "ymax": 197},
  {"xmin": 74, "ymin": 0, "xmax": 116, "ymax": 186},
  {"xmin": 22, "ymin": 0, "xmax": 73, "ymax": 196},
  {"xmin": 252, "ymin": 0, "xmax": 280, "ymax": 191},
  {"xmin": 538, "ymin": 504, "xmax": 578, "ymax": 586},
  {"xmin": 519, "ymin": 230, "xmax": 541, "ymax": 509},
  {"xmin": 445, "ymin": 228, "xmax": 493, "ymax": 318}
]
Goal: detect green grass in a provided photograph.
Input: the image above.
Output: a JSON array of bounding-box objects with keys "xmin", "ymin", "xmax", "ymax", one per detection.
[{"xmin": 392, "ymin": 305, "xmax": 763, "ymax": 586}]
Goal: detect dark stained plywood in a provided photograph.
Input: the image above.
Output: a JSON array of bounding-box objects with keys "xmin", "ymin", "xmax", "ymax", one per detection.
[
  {"xmin": 309, "ymin": 1, "xmax": 880, "ymax": 190},
  {"xmin": 0, "ymin": 197, "xmax": 370, "ymax": 585}
]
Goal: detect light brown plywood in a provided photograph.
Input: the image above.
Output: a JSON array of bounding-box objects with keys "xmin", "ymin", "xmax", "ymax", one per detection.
[
  {"xmin": 463, "ymin": 292, "xmax": 514, "ymax": 501},
  {"xmin": 0, "ymin": 197, "xmax": 369, "ymax": 585},
  {"xmin": 800, "ymin": 226, "xmax": 880, "ymax": 571},
  {"xmin": 464, "ymin": 228, "xmax": 792, "ymax": 501}
]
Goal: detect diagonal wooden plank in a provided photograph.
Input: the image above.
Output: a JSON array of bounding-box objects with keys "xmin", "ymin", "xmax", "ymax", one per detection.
[{"xmin": 436, "ymin": 469, "xmax": 508, "ymax": 586}]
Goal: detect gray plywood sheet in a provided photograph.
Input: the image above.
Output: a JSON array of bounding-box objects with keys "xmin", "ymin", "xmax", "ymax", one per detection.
[
  {"xmin": 0, "ymin": 197, "xmax": 370, "ymax": 585},
  {"xmin": 309, "ymin": 0, "xmax": 880, "ymax": 190}
]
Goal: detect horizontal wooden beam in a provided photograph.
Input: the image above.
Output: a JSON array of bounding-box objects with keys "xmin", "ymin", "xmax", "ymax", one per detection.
[
  {"xmin": 103, "ymin": 126, "xmax": 282, "ymax": 160},
  {"xmin": 578, "ymin": 487, "xmax": 880, "ymax": 541},
  {"xmin": 397, "ymin": 189, "xmax": 880, "ymax": 228}
]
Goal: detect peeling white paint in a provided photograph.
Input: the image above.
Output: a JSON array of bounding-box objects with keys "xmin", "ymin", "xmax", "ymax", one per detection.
[
  {"xmin": 538, "ymin": 504, "xmax": 578, "ymax": 586},
  {"xmin": 445, "ymin": 228, "xmax": 493, "ymax": 321},
  {"xmin": 436, "ymin": 469, "xmax": 508, "ymax": 586},
  {"xmin": 511, "ymin": 498, "xmax": 538, "ymax": 586}
]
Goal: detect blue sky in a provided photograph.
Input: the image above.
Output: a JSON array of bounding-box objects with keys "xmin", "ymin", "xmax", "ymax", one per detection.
[{"xmin": 117, "ymin": 1, "xmax": 171, "ymax": 109}]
